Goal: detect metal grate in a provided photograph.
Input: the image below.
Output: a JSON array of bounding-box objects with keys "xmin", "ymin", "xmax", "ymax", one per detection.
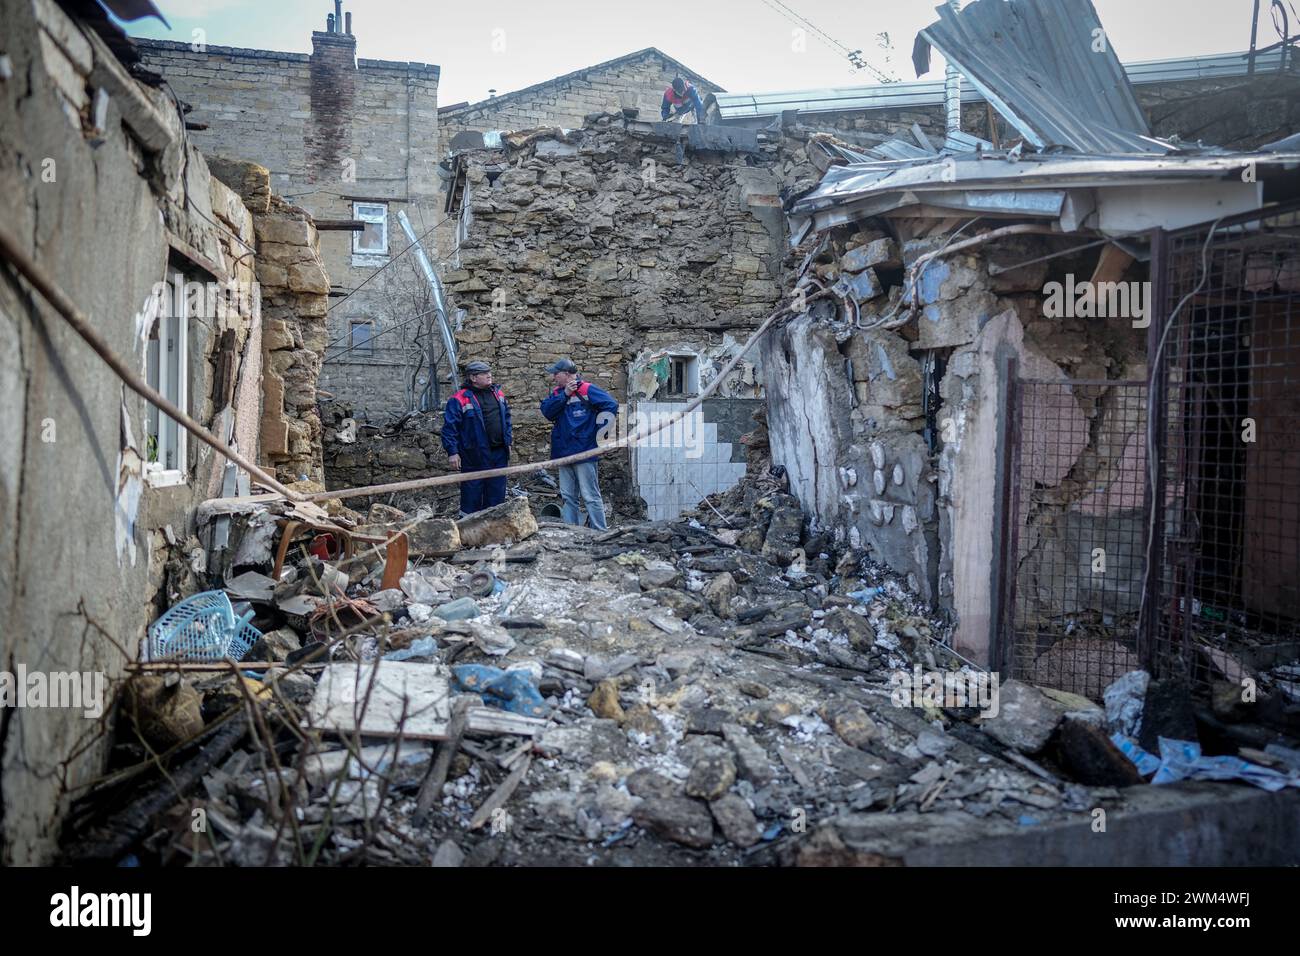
[
  {"xmin": 1003, "ymin": 378, "xmax": 1150, "ymax": 699},
  {"xmin": 1147, "ymin": 205, "xmax": 1300, "ymax": 693}
]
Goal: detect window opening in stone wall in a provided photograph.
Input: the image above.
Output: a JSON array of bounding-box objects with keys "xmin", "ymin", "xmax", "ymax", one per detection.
[
  {"xmin": 349, "ymin": 319, "xmax": 374, "ymax": 354},
  {"xmin": 353, "ymin": 202, "xmax": 388, "ymax": 256},
  {"xmin": 666, "ymin": 354, "xmax": 699, "ymax": 396},
  {"xmin": 144, "ymin": 268, "xmax": 190, "ymax": 485}
]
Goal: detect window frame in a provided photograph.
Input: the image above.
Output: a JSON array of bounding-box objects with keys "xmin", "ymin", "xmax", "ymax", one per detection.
[
  {"xmin": 143, "ymin": 269, "xmax": 190, "ymax": 488},
  {"xmin": 666, "ymin": 354, "xmax": 700, "ymax": 397},
  {"xmin": 352, "ymin": 202, "xmax": 389, "ymax": 259},
  {"xmin": 349, "ymin": 318, "xmax": 376, "ymax": 354}
]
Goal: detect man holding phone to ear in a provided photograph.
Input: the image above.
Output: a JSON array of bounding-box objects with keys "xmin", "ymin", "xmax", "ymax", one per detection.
[{"xmin": 540, "ymin": 358, "xmax": 618, "ymax": 531}]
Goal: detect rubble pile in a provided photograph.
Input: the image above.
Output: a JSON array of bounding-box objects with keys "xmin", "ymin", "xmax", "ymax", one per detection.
[{"xmin": 62, "ymin": 474, "xmax": 1299, "ymax": 868}]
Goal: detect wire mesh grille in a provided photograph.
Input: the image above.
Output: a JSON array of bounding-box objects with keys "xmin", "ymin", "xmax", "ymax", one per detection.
[
  {"xmin": 1005, "ymin": 379, "xmax": 1149, "ymax": 699},
  {"xmin": 1150, "ymin": 207, "xmax": 1300, "ymax": 693}
]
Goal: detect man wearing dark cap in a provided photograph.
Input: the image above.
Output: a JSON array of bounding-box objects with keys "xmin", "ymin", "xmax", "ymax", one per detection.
[
  {"xmin": 442, "ymin": 360, "xmax": 512, "ymax": 515},
  {"xmin": 540, "ymin": 358, "xmax": 619, "ymax": 531}
]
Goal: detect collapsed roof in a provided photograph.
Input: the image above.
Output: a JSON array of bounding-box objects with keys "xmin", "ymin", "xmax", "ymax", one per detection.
[{"xmin": 787, "ymin": 0, "xmax": 1300, "ymax": 240}]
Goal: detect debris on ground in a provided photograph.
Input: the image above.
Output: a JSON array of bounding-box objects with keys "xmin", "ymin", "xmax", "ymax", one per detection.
[{"xmin": 62, "ymin": 474, "xmax": 1300, "ymax": 867}]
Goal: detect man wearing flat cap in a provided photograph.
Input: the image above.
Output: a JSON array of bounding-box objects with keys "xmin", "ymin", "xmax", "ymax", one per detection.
[
  {"xmin": 539, "ymin": 358, "xmax": 618, "ymax": 531},
  {"xmin": 442, "ymin": 360, "xmax": 512, "ymax": 515}
]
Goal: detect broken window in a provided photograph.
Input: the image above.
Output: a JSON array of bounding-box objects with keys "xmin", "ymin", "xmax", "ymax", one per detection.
[
  {"xmin": 144, "ymin": 268, "xmax": 190, "ymax": 485},
  {"xmin": 666, "ymin": 355, "xmax": 699, "ymax": 396},
  {"xmin": 353, "ymin": 202, "xmax": 388, "ymax": 257},
  {"xmin": 349, "ymin": 319, "xmax": 374, "ymax": 354}
]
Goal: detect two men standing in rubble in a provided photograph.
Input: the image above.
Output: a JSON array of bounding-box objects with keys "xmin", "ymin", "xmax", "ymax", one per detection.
[{"xmin": 441, "ymin": 357, "xmax": 618, "ymax": 531}]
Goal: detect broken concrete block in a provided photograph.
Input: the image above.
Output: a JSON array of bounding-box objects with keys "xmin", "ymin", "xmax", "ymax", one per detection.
[
  {"xmin": 456, "ymin": 497, "xmax": 538, "ymax": 548},
  {"xmin": 633, "ymin": 797, "xmax": 715, "ymax": 848},
  {"xmin": 820, "ymin": 607, "xmax": 876, "ymax": 651},
  {"xmin": 825, "ymin": 702, "xmax": 879, "ymax": 750},
  {"xmin": 588, "ymin": 679, "xmax": 625, "ymax": 721},
  {"xmin": 841, "ymin": 237, "xmax": 901, "ymax": 272},
  {"xmin": 406, "ymin": 517, "xmax": 461, "ymax": 555},
  {"xmin": 915, "ymin": 290, "xmax": 1002, "ymax": 350},
  {"xmin": 722, "ymin": 722, "xmax": 774, "ymax": 786},
  {"xmin": 760, "ymin": 494, "xmax": 804, "ymax": 563},
  {"xmin": 1057, "ymin": 717, "xmax": 1145, "ymax": 787},
  {"xmin": 978, "ymin": 680, "xmax": 1067, "ymax": 753},
  {"xmin": 432, "ymin": 839, "xmax": 465, "ymax": 867},
  {"xmin": 685, "ymin": 753, "xmax": 737, "ymax": 800},
  {"xmin": 703, "ymin": 571, "xmax": 737, "ymax": 619},
  {"xmin": 638, "ymin": 567, "xmax": 682, "ymax": 590},
  {"xmin": 710, "ymin": 794, "xmax": 761, "ymax": 847},
  {"xmin": 627, "ymin": 768, "xmax": 680, "ymax": 799}
]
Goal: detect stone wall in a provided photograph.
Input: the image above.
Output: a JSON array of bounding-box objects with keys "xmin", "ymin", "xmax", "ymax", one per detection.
[
  {"xmin": 762, "ymin": 221, "xmax": 1148, "ymax": 664},
  {"xmin": 0, "ymin": 0, "xmax": 286, "ymax": 862},
  {"xmin": 134, "ymin": 33, "xmax": 442, "ymax": 422},
  {"xmin": 435, "ymin": 118, "xmax": 786, "ymax": 517}
]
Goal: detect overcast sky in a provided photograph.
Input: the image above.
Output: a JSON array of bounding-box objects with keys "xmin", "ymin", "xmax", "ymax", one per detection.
[{"xmin": 125, "ymin": 0, "xmax": 1287, "ymax": 105}]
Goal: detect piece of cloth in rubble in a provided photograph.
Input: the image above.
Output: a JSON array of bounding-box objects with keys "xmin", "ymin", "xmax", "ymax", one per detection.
[
  {"xmin": 452, "ymin": 664, "xmax": 548, "ymax": 717},
  {"xmin": 1112, "ymin": 733, "xmax": 1299, "ymax": 791}
]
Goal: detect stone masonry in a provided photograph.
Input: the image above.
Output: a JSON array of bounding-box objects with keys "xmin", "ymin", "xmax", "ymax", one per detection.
[
  {"xmin": 135, "ymin": 28, "xmax": 441, "ymax": 422},
  {"xmin": 441, "ymin": 118, "xmax": 785, "ymax": 515}
]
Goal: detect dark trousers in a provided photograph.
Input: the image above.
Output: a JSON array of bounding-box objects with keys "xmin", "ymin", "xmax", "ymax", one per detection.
[{"xmin": 460, "ymin": 445, "xmax": 509, "ymax": 514}]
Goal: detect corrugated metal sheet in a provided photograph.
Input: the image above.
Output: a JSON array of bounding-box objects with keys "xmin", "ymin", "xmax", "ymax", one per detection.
[
  {"xmin": 914, "ymin": 0, "xmax": 1161, "ymax": 153},
  {"xmin": 716, "ymin": 48, "xmax": 1291, "ymax": 120},
  {"xmin": 789, "ymin": 151, "xmax": 1300, "ymax": 218}
]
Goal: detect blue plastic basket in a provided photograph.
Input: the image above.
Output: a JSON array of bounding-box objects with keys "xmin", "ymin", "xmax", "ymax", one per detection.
[{"xmin": 146, "ymin": 590, "xmax": 261, "ymax": 661}]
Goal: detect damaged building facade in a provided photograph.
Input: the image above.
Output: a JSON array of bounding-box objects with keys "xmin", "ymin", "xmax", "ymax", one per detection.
[
  {"xmin": 135, "ymin": 17, "xmax": 441, "ymax": 423},
  {"xmin": 0, "ymin": 0, "xmax": 328, "ymax": 863},
  {"xmin": 765, "ymin": 0, "xmax": 1300, "ymax": 702},
  {"xmin": 440, "ymin": 119, "xmax": 788, "ymax": 518}
]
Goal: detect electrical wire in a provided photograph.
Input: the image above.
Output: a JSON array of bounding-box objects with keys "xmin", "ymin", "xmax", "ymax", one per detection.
[
  {"xmin": 1137, "ymin": 217, "xmax": 1225, "ymax": 644},
  {"xmin": 755, "ymin": 0, "xmax": 892, "ymax": 82},
  {"xmin": 325, "ymin": 210, "xmax": 453, "ymax": 314}
]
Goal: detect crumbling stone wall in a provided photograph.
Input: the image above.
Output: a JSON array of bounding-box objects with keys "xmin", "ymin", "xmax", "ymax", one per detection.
[
  {"xmin": 1137, "ymin": 73, "xmax": 1300, "ymax": 148},
  {"xmin": 0, "ymin": 0, "xmax": 289, "ymax": 863},
  {"xmin": 253, "ymin": 195, "xmax": 330, "ymax": 488},
  {"xmin": 762, "ymin": 220, "xmax": 1148, "ymax": 663},
  {"xmin": 436, "ymin": 118, "xmax": 785, "ymax": 515}
]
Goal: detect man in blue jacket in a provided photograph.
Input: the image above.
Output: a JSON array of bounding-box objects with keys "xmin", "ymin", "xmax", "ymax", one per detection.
[
  {"xmin": 539, "ymin": 358, "xmax": 619, "ymax": 531},
  {"xmin": 442, "ymin": 360, "xmax": 512, "ymax": 516}
]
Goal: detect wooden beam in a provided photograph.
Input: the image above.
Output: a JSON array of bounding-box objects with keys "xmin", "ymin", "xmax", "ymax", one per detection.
[{"xmin": 1090, "ymin": 242, "xmax": 1136, "ymax": 285}]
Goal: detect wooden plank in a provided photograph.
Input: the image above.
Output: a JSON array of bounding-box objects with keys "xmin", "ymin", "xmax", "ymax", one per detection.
[
  {"xmin": 1090, "ymin": 242, "xmax": 1135, "ymax": 285},
  {"xmin": 469, "ymin": 756, "xmax": 532, "ymax": 831},
  {"xmin": 466, "ymin": 709, "xmax": 548, "ymax": 737},
  {"xmin": 414, "ymin": 698, "xmax": 471, "ymax": 825}
]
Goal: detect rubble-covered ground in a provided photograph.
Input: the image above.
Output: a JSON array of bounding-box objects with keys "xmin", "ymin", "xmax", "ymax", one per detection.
[{"xmin": 61, "ymin": 469, "xmax": 1300, "ymax": 867}]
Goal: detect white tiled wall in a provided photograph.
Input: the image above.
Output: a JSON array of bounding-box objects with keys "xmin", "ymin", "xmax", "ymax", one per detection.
[{"xmin": 632, "ymin": 402, "xmax": 749, "ymax": 521}]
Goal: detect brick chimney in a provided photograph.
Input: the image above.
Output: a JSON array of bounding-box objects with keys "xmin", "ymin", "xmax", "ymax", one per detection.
[{"xmin": 307, "ymin": 4, "xmax": 356, "ymax": 182}]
